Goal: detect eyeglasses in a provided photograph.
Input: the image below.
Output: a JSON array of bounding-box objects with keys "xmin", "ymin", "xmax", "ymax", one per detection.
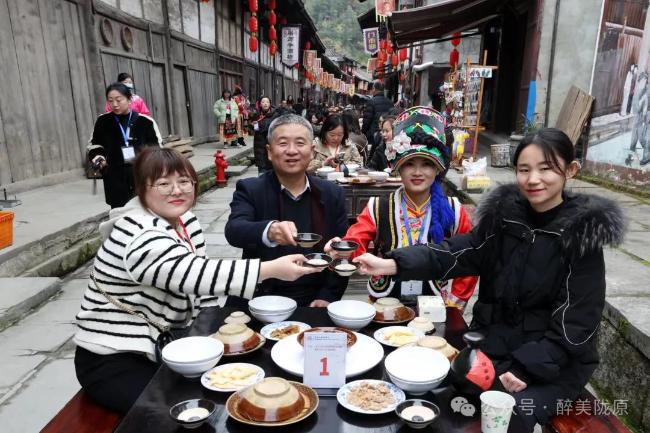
[{"xmin": 149, "ymin": 179, "xmax": 195, "ymax": 195}]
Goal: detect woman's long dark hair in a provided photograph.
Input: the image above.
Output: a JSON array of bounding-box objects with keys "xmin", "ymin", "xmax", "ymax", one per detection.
[
  {"xmin": 105, "ymin": 82, "xmax": 132, "ymax": 99},
  {"xmin": 319, "ymin": 114, "xmax": 348, "ymax": 144},
  {"xmin": 513, "ymin": 128, "xmax": 575, "ymax": 174}
]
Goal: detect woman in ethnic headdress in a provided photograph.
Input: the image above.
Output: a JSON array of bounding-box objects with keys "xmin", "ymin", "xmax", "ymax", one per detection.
[{"xmin": 325, "ymin": 106, "xmax": 478, "ymax": 309}]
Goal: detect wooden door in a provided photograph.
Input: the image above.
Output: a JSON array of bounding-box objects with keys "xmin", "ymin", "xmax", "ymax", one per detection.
[{"xmin": 173, "ymin": 66, "xmax": 192, "ymax": 137}]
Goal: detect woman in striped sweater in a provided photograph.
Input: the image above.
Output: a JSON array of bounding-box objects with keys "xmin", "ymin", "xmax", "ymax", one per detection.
[{"xmin": 74, "ymin": 147, "xmax": 318, "ymax": 413}]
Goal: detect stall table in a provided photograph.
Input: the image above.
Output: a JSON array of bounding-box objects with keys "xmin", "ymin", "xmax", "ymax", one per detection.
[{"xmin": 114, "ymin": 307, "xmax": 529, "ymax": 432}]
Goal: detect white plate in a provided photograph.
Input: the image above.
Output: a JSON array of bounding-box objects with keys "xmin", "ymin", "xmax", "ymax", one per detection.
[
  {"xmin": 260, "ymin": 321, "xmax": 311, "ymax": 341},
  {"xmin": 373, "ymin": 326, "xmax": 424, "ymax": 348},
  {"xmin": 271, "ymin": 332, "xmax": 384, "ymax": 377},
  {"xmin": 337, "ymin": 379, "xmax": 406, "ymax": 414},
  {"xmin": 201, "ymin": 363, "xmax": 265, "ymax": 392}
]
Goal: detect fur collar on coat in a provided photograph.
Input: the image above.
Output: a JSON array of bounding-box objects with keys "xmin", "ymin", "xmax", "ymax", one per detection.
[{"xmin": 475, "ymin": 184, "xmax": 627, "ymax": 260}]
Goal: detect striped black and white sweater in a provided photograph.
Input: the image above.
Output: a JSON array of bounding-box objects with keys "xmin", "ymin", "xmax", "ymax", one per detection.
[{"xmin": 75, "ymin": 198, "xmax": 260, "ymax": 360}]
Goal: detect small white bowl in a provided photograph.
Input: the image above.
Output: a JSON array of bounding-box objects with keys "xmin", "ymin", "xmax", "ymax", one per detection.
[
  {"xmin": 368, "ymin": 171, "xmax": 389, "ymax": 182},
  {"xmin": 249, "ymin": 307, "xmax": 297, "ymax": 323},
  {"xmin": 328, "ymin": 314, "xmax": 374, "ymax": 330},
  {"xmin": 249, "ymin": 296, "xmax": 297, "ymax": 313},
  {"xmin": 162, "ymin": 336, "xmax": 224, "ymax": 378},
  {"xmin": 384, "ymin": 346, "xmax": 450, "ymax": 395},
  {"xmin": 328, "ymin": 300, "xmax": 376, "ymax": 320}
]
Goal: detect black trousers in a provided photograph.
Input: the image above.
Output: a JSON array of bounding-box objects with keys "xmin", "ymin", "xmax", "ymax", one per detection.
[{"xmin": 74, "ymin": 346, "xmax": 158, "ymax": 414}]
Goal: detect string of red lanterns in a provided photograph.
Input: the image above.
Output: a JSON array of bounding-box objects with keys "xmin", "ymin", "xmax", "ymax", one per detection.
[
  {"xmin": 449, "ymin": 32, "xmax": 461, "ymax": 68},
  {"xmin": 268, "ymin": 0, "xmax": 277, "ymax": 56},
  {"xmin": 248, "ymin": 0, "xmax": 258, "ymax": 52}
]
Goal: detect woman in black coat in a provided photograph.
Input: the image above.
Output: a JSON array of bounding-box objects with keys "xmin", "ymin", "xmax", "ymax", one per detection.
[
  {"xmin": 88, "ymin": 83, "xmax": 162, "ymax": 208},
  {"xmin": 353, "ymin": 128, "xmax": 626, "ymax": 432},
  {"xmin": 252, "ymin": 96, "xmax": 277, "ymax": 173}
]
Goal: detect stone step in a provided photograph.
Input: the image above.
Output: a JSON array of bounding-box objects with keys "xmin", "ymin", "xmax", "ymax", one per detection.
[
  {"xmin": 0, "ymin": 277, "xmax": 60, "ymax": 331},
  {"xmin": 225, "ymin": 165, "xmax": 250, "ymax": 177}
]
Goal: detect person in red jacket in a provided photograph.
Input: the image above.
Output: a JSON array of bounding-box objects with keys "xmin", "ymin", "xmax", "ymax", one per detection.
[{"xmin": 326, "ymin": 106, "xmax": 477, "ymax": 310}]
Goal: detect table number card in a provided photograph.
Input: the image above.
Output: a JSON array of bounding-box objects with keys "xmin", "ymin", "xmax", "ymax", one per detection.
[{"xmin": 303, "ymin": 332, "xmax": 347, "ymax": 388}]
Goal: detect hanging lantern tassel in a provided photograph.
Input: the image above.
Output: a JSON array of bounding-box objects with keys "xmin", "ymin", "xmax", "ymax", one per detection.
[
  {"xmin": 249, "ymin": 35, "xmax": 258, "ymax": 52},
  {"xmin": 449, "ymin": 48, "xmax": 459, "ymax": 68}
]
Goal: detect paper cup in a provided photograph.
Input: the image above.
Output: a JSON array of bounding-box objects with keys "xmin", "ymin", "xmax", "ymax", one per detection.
[{"xmin": 480, "ymin": 390, "xmax": 516, "ymax": 433}]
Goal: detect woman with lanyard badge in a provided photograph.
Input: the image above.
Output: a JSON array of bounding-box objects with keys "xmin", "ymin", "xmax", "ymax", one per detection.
[
  {"xmin": 88, "ymin": 82, "xmax": 162, "ymax": 208},
  {"xmin": 325, "ymin": 106, "xmax": 477, "ymax": 310}
]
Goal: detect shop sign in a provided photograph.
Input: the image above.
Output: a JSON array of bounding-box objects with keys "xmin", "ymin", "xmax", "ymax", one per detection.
[
  {"xmin": 281, "ymin": 26, "xmax": 300, "ymax": 67},
  {"xmin": 363, "ymin": 28, "xmax": 379, "ymax": 55}
]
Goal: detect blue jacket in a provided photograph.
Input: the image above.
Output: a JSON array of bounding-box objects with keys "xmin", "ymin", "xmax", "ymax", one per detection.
[{"xmin": 225, "ymin": 171, "xmax": 349, "ymax": 305}]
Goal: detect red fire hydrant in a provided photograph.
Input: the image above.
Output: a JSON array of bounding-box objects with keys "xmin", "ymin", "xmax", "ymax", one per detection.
[{"xmin": 214, "ymin": 150, "xmax": 228, "ymax": 188}]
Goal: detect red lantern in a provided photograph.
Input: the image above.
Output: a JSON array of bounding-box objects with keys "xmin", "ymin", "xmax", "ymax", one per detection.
[
  {"xmin": 451, "ymin": 32, "xmax": 462, "ymax": 47},
  {"xmin": 379, "ymin": 39, "xmax": 387, "ymax": 50},
  {"xmin": 306, "ymin": 71, "xmax": 313, "ymax": 81},
  {"xmin": 269, "ymin": 25, "xmax": 277, "ymax": 41},
  {"xmin": 270, "ymin": 41, "xmax": 277, "ymax": 56},
  {"xmin": 249, "ymin": 35, "xmax": 258, "ymax": 52},
  {"xmin": 248, "ymin": 0, "xmax": 258, "ymax": 13},
  {"xmin": 387, "ymin": 45, "xmax": 393, "ymax": 55},
  {"xmin": 268, "ymin": 0, "xmax": 276, "ymax": 9},
  {"xmin": 399, "ymin": 48, "xmax": 407, "ymax": 62},
  {"xmin": 305, "ymin": 41, "xmax": 311, "ymax": 50},
  {"xmin": 377, "ymin": 51, "xmax": 386, "ymax": 62},
  {"xmin": 449, "ymin": 48, "xmax": 459, "ymax": 67},
  {"xmin": 248, "ymin": 16, "xmax": 258, "ymax": 33},
  {"xmin": 269, "ymin": 10, "xmax": 277, "ymax": 26},
  {"xmin": 391, "ymin": 54, "xmax": 399, "ymax": 67}
]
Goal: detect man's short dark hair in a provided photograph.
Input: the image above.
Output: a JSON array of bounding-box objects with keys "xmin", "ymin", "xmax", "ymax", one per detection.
[{"xmin": 373, "ymin": 81, "xmax": 384, "ymax": 92}]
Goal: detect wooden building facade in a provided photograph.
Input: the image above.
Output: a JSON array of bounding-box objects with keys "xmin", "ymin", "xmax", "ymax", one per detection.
[{"xmin": 0, "ymin": 0, "xmax": 323, "ymax": 190}]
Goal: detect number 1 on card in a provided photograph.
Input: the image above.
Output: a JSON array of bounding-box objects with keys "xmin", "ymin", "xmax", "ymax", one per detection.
[{"xmin": 319, "ymin": 356, "xmax": 329, "ymax": 376}]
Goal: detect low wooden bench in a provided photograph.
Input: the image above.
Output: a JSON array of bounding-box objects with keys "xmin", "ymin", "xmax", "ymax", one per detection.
[
  {"xmin": 544, "ymin": 392, "xmax": 633, "ymax": 433},
  {"xmin": 40, "ymin": 390, "xmax": 122, "ymax": 433}
]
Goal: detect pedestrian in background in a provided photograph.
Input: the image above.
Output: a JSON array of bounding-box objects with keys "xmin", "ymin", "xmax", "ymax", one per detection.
[
  {"xmin": 89, "ymin": 83, "xmax": 162, "ymax": 208},
  {"xmin": 252, "ymin": 96, "xmax": 277, "ymax": 173},
  {"xmin": 362, "ymin": 81, "xmax": 393, "ymax": 144},
  {"xmin": 294, "ymin": 97, "xmax": 306, "ymax": 118},
  {"xmin": 233, "ymin": 85, "xmax": 249, "ymax": 147},
  {"xmin": 342, "ymin": 109, "xmax": 368, "ymax": 163},
  {"xmin": 367, "ymin": 115, "xmax": 396, "ymax": 171},
  {"xmin": 213, "ymin": 90, "xmax": 240, "ymax": 147},
  {"xmin": 308, "ymin": 114, "xmax": 363, "ymax": 174},
  {"xmin": 104, "ymin": 72, "xmax": 151, "ymax": 116}
]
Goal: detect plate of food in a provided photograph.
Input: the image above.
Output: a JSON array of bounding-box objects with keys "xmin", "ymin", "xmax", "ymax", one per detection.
[
  {"xmin": 373, "ymin": 326, "xmax": 424, "ymax": 348},
  {"xmin": 271, "ymin": 332, "xmax": 384, "ymax": 377},
  {"xmin": 349, "ymin": 176, "xmax": 376, "ymax": 185},
  {"xmin": 261, "ymin": 321, "xmax": 311, "ymax": 341},
  {"xmin": 201, "ymin": 363, "xmax": 265, "ymax": 392},
  {"xmin": 337, "ymin": 379, "xmax": 405, "ymax": 414}
]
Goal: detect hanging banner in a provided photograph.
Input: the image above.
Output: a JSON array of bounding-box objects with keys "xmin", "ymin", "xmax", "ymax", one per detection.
[
  {"xmin": 348, "ymin": 83, "xmax": 355, "ymax": 97},
  {"xmin": 303, "ymin": 50, "xmax": 317, "ymax": 69},
  {"xmin": 363, "ymin": 28, "xmax": 379, "ymax": 55},
  {"xmin": 367, "ymin": 58, "xmax": 377, "ymax": 72},
  {"xmin": 281, "ymin": 26, "xmax": 301, "ymax": 67},
  {"xmin": 376, "ymin": 0, "xmax": 396, "ymax": 18},
  {"xmin": 314, "ymin": 58, "xmax": 321, "ymax": 70}
]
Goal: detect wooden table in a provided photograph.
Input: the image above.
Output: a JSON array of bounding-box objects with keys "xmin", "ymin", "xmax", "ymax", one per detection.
[{"xmin": 115, "ymin": 307, "xmax": 528, "ymax": 432}]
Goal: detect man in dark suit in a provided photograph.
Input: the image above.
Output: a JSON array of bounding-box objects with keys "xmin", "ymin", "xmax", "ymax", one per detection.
[
  {"xmin": 225, "ymin": 114, "xmax": 349, "ymax": 307},
  {"xmin": 362, "ymin": 81, "xmax": 393, "ymax": 146}
]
